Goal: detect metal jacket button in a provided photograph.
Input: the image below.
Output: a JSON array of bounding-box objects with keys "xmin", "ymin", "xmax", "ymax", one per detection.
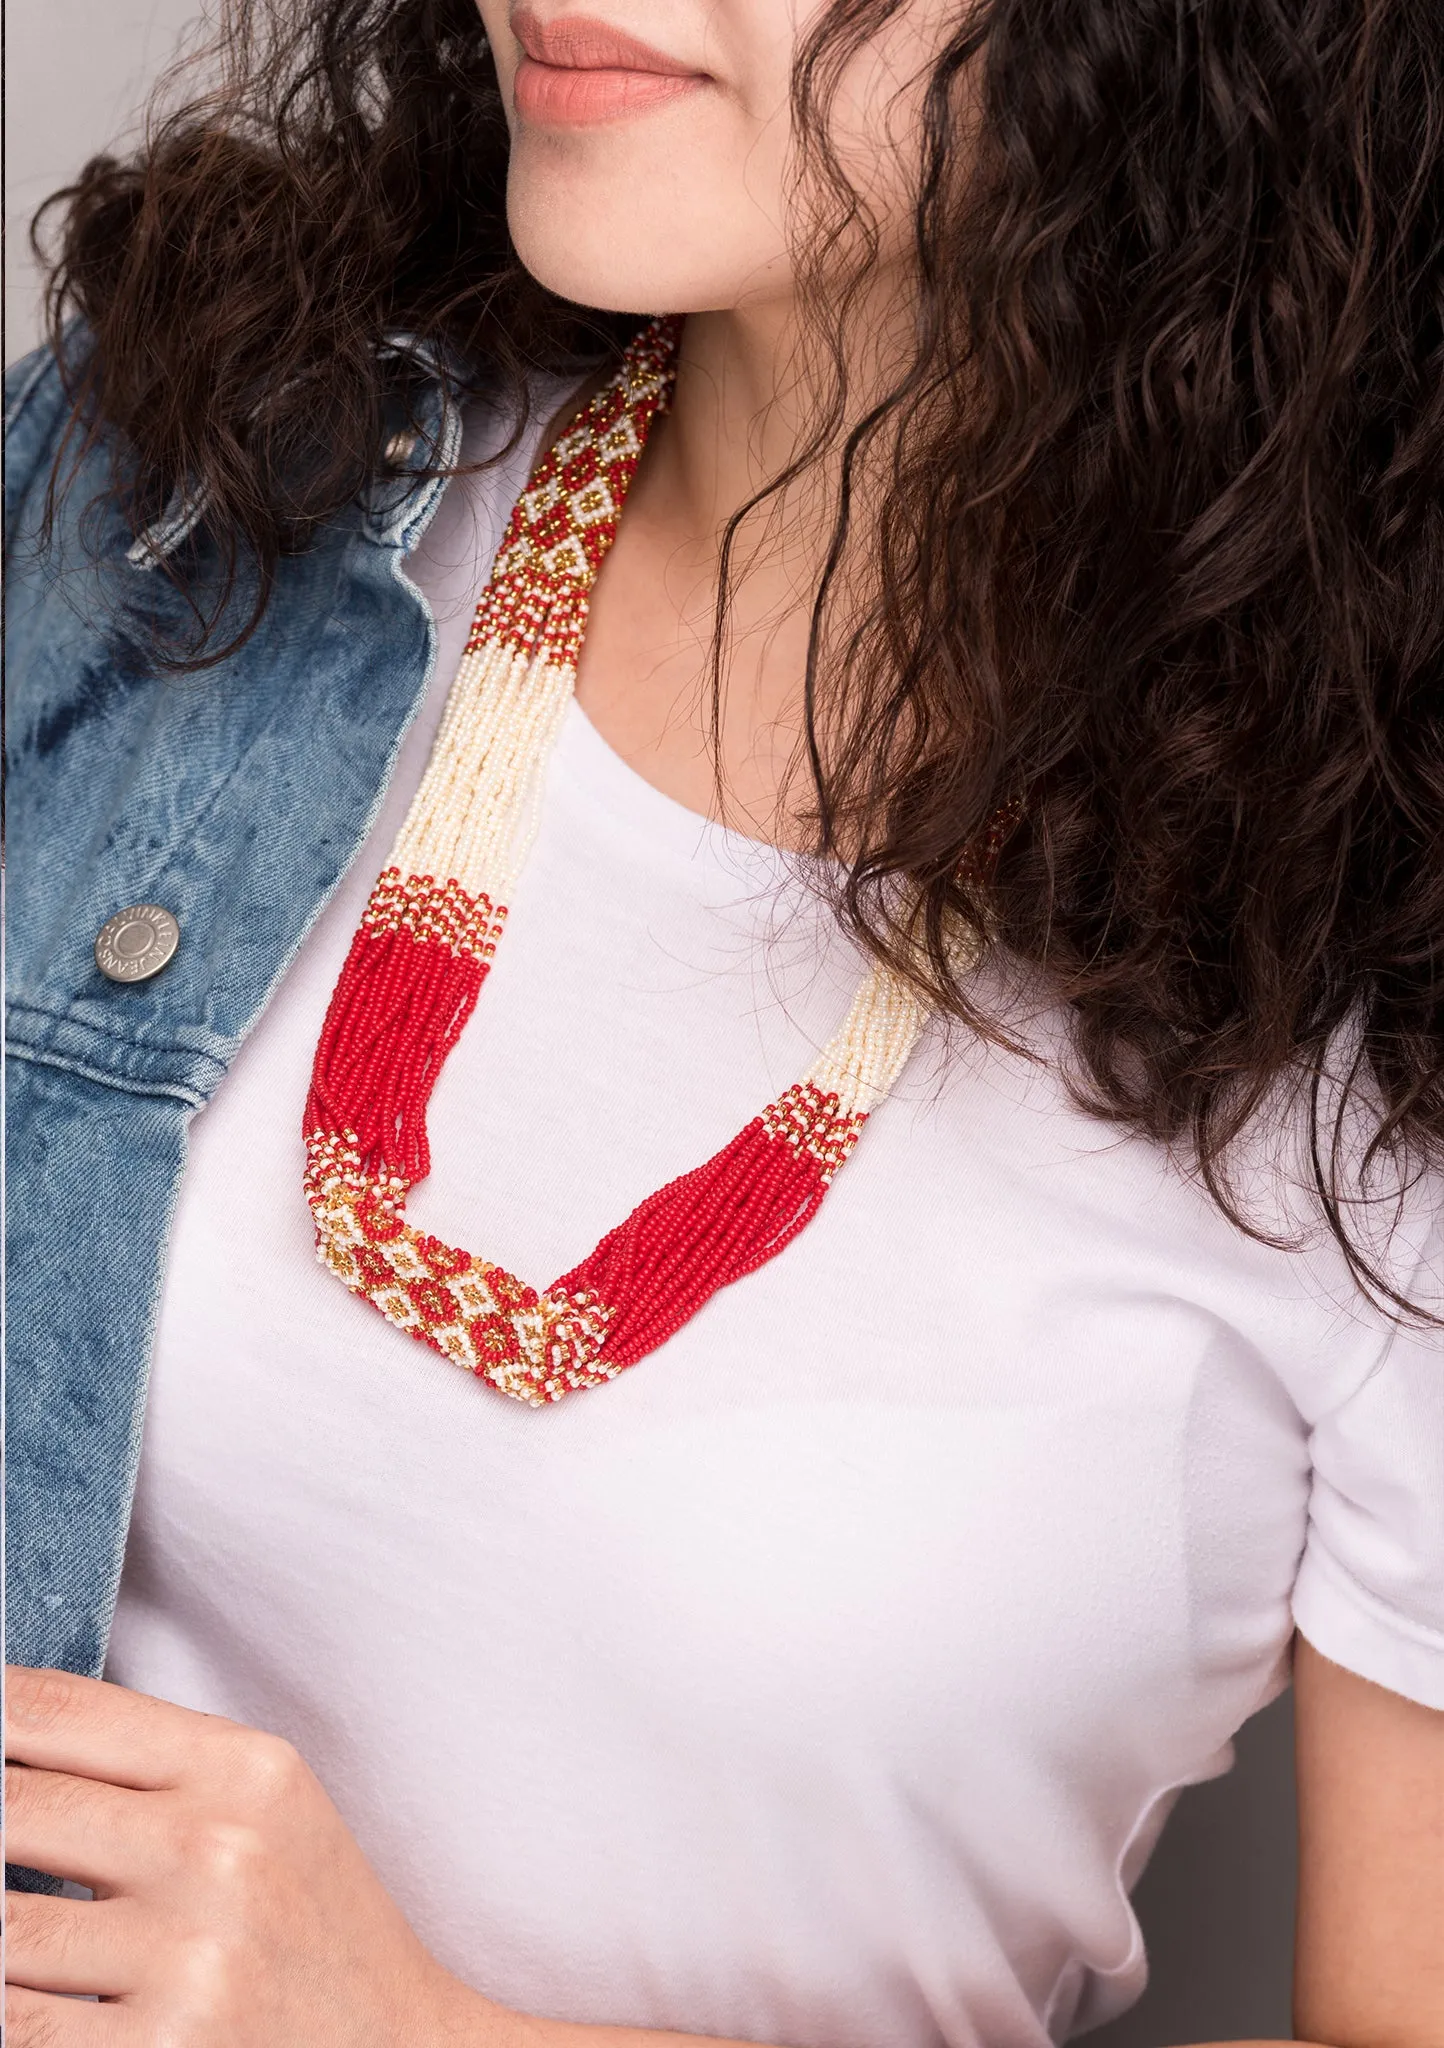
[{"xmin": 94, "ymin": 905, "xmax": 181, "ymax": 984}]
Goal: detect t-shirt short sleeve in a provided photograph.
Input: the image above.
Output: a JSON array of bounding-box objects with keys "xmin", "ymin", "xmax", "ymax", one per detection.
[{"xmin": 1292, "ymin": 1218, "xmax": 1444, "ymax": 1708}]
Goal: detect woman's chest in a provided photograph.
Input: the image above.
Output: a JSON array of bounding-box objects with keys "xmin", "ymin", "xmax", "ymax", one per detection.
[{"xmin": 120, "ymin": 784, "xmax": 1317, "ymax": 1777}]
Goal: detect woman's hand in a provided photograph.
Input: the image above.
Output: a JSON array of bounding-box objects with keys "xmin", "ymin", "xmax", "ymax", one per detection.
[{"xmin": 3, "ymin": 1664, "xmax": 501, "ymax": 2046}]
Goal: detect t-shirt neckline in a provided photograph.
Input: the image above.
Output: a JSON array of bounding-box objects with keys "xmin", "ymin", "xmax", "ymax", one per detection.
[{"xmin": 555, "ymin": 683, "xmax": 822, "ymax": 896}]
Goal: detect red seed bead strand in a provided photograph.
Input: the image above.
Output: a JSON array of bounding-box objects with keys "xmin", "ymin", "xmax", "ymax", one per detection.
[
  {"xmin": 306, "ymin": 924, "xmax": 487, "ymax": 1184},
  {"xmin": 553, "ymin": 1112, "xmax": 846, "ymax": 1368}
]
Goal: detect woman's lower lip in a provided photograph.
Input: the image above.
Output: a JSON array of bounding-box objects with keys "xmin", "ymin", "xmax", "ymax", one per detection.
[{"xmin": 514, "ymin": 55, "xmax": 705, "ymax": 126}]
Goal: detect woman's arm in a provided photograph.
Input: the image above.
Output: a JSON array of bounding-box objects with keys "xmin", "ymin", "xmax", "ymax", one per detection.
[
  {"xmin": 1161, "ymin": 1640, "xmax": 1444, "ymax": 2048},
  {"xmin": 5, "ymin": 1651, "xmax": 1439, "ymax": 2048},
  {"xmin": 1290, "ymin": 1635, "xmax": 1444, "ymax": 2048}
]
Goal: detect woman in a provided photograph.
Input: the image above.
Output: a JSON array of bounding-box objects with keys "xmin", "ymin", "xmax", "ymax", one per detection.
[{"xmin": 4, "ymin": 0, "xmax": 1441, "ymax": 2043}]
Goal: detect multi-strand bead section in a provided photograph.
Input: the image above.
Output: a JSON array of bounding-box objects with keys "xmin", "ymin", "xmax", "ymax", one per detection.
[{"xmin": 303, "ymin": 315, "xmax": 942, "ymax": 1405}]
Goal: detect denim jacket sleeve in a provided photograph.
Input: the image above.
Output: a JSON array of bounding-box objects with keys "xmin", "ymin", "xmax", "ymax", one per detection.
[{"xmin": 3, "ymin": 333, "xmax": 456, "ymax": 1729}]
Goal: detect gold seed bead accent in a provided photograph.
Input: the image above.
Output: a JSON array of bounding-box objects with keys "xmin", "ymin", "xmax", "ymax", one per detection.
[{"xmin": 361, "ymin": 870, "xmax": 506, "ymax": 963}]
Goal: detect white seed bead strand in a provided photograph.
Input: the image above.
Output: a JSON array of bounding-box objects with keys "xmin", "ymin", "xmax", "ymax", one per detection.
[
  {"xmin": 806, "ymin": 958, "xmax": 939, "ymax": 1117},
  {"xmin": 389, "ymin": 635, "xmax": 576, "ymax": 903}
]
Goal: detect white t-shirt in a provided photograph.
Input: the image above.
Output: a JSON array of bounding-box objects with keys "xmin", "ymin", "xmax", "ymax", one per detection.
[{"xmin": 106, "ymin": 382, "xmax": 1444, "ymax": 2048}]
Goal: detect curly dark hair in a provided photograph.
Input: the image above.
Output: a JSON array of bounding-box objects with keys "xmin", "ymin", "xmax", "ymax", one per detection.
[{"xmin": 30, "ymin": 0, "xmax": 1444, "ymax": 1314}]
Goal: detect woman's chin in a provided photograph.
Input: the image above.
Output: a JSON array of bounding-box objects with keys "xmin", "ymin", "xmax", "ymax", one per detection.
[
  {"xmin": 513, "ymin": 251, "xmax": 673, "ymax": 316},
  {"xmin": 504, "ymin": 183, "xmax": 773, "ymax": 321}
]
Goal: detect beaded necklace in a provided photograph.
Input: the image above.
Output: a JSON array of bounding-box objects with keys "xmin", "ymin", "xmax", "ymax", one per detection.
[{"xmin": 305, "ymin": 315, "xmax": 971, "ymax": 1405}]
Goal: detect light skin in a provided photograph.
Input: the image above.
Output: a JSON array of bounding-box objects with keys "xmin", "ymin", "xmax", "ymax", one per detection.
[{"xmin": 8, "ymin": 4, "xmax": 1442, "ymax": 2043}]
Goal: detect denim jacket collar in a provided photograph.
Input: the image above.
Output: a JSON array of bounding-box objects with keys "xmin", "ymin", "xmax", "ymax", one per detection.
[{"xmin": 126, "ymin": 332, "xmax": 468, "ymax": 572}]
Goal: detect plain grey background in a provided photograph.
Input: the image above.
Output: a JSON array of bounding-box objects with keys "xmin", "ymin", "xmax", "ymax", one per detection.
[{"xmin": 5, "ymin": 6, "xmax": 1301, "ymax": 2040}]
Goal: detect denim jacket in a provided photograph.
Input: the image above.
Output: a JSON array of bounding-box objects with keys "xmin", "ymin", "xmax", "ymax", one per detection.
[{"xmin": 4, "ymin": 334, "xmax": 467, "ymax": 1687}]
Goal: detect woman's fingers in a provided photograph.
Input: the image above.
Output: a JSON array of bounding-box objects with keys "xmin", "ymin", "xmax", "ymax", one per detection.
[
  {"xmin": 3, "ymin": 1982, "xmax": 129, "ymax": 2045},
  {"xmin": 4, "ymin": 1670, "xmax": 465, "ymax": 2048},
  {"xmin": 5, "ymin": 1666, "xmax": 230, "ymax": 1790},
  {"xmin": 3, "ymin": 1766, "xmax": 165, "ymax": 1892},
  {"xmin": 3, "ymin": 1893, "xmax": 148, "ymax": 1997}
]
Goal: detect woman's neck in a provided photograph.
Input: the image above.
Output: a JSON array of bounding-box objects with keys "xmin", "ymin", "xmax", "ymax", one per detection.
[
  {"xmin": 644, "ymin": 305, "xmax": 812, "ymax": 541},
  {"xmin": 569, "ymin": 293, "xmax": 904, "ymax": 851}
]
